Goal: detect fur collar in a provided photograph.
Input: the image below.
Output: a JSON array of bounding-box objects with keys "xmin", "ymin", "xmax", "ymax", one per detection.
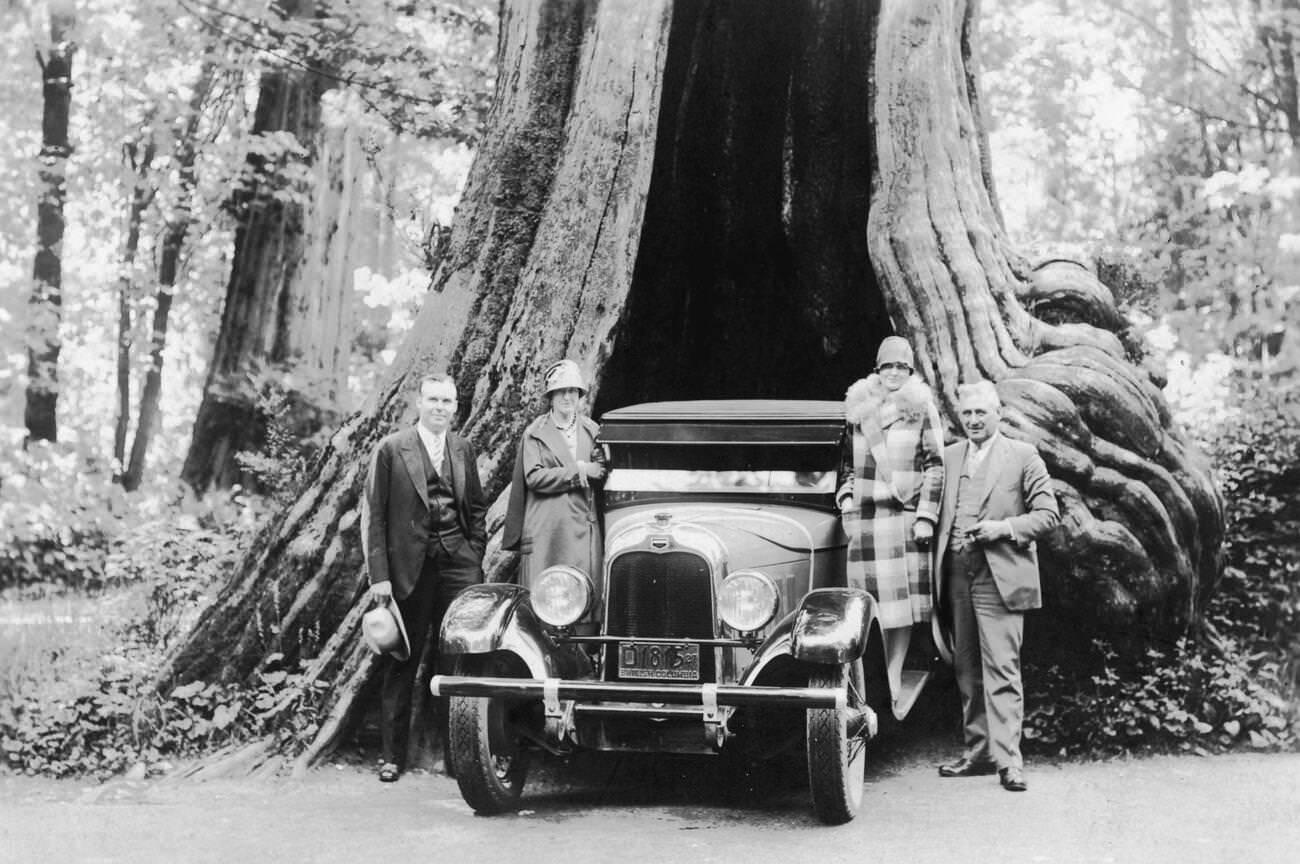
[{"xmin": 844, "ymin": 374, "xmax": 934, "ymax": 426}]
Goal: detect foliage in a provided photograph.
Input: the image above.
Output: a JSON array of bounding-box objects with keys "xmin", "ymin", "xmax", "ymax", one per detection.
[
  {"xmin": 0, "ymin": 440, "xmax": 117, "ymax": 590},
  {"xmin": 233, "ymin": 367, "xmax": 332, "ymax": 505},
  {"xmin": 984, "ymin": 0, "xmax": 1300, "ymax": 375},
  {"xmin": 1203, "ymin": 376, "xmax": 1300, "ymax": 682},
  {"xmin": 1024, "ymin": 636, "xmax": 1294, "ymax": 758},
  {"xmin": 0, "ymin": 488, "xmax": 312, "ymax": 779},
  {"xmin": 1, "ymin": 653, "xmax": 327, "ymax": 780},
  {"xmin": 1024, "ymin": 373, "xmax": 1300, "ymax": 756}
]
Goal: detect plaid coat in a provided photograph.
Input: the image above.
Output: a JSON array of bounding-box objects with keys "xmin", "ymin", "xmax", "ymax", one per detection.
[{"xmin": 838, "ymin": 375, "xmax": 945, "ymax": 628}]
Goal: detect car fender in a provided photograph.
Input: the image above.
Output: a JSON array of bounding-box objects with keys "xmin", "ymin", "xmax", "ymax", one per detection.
[
  {"xmin": 742, "ymin": 588, "xmax": 875, "ymax": 684},
  {"xmin": 439, "ymin": 584, "xmax": 568, "ymax": 679},
  {"xmin": 790, "ymin": 588, "xmax": 874, "ymax": 665}
]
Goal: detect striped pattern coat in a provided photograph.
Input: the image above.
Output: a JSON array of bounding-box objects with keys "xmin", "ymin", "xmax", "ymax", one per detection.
[{"xmin": 838, "ymin": 375, "xmax": 945, "ymax": 628}]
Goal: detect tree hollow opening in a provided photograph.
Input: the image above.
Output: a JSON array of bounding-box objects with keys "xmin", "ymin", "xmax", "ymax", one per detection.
[{"xmin": 595, "ymin": 0, "xmax": 890, "ymax": 414}]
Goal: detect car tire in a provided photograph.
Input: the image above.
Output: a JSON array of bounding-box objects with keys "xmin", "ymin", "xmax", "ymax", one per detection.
[
  {"xmin": 447, "ymin": 662, "xmax": 531, "ymax": 814},
  {"xmin": 805, "ymin": 661, "xmax": 866, "ymax": 825}
]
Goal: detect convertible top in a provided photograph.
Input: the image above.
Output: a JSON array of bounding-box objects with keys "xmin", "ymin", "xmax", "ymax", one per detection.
[{"xmin": 598, "ymin": 399, "xmax": 846, "ymax": 447}]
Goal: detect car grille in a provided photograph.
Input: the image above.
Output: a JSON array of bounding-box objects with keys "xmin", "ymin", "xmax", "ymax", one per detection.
[{"xmin": 605, "ymin": 550, "xmax": 716, "ymax": 682}]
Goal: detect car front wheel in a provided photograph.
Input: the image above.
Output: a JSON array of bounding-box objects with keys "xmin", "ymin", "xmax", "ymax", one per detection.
[
  {"xmin": 805, "ymin": 660, "xmax": 867, "ymax": 825},
  {"xmin": 447, "ymin": 660, "xmax": 532, "ymax": 814}
]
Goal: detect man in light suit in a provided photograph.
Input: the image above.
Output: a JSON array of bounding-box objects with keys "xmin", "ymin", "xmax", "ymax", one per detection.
[
  {"xmin": 365, "ymin": 373, "xmax": 486, "ymax": 783},
  {"xmin": 935, "ymin": 380, "xmax": 1059, "ymax": 792}
]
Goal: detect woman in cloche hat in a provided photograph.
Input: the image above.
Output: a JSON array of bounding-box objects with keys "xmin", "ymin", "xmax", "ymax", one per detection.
[
  {"xmin": 837, "ymin": 336, "xmax": 945, "ymax": 695},
  {"xmin": 502, "ymin": 359, "xmax": 606, "ymax": 583}
]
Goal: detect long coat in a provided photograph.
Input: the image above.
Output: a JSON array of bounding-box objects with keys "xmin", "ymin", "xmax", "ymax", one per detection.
[
  {"xmin": 838, "ymin": 375, "xmax": 945, "ymax": 628},
  {"xmin": 501, "ymin": 414, "xmax": 603, "ymax": 583},
  {"xmin": 934, "ymin": 434, "xmax": 1059, "ymax": 612},
  {"xmin": 363, "ymin": 426, "xmax": 487, "ymax": 601}
]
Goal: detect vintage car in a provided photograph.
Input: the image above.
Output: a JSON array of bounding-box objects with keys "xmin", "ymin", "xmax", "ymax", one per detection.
[{"xmin": 432, "ymin": 400, "xmax": 946, "ymax": 824}]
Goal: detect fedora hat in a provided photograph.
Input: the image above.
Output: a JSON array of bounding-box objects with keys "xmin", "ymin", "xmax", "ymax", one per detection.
[{"xmin": 362, "ymin": 597, "xmax": 410, "ymax": 661}]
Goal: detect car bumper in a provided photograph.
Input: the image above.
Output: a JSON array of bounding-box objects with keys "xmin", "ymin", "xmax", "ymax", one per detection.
[{"xmin": 430, "ymin": 675, "xmax": 847, "ymax": 710}]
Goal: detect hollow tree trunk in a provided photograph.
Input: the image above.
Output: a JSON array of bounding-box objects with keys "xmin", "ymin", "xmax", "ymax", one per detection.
[
  {"xmin": 181, "ymin": 48, "xmax": 342, "ymax": 494},
  {"xmin": 24, "ymin": 7, "xmax": 75, "ymax": 444},
  {"xmin": 160, "ymin": 0, "xmax": 1224, "ymax": 771}
]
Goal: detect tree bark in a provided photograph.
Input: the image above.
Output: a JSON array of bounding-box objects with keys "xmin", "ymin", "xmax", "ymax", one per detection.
[
  {"xmin": 25, "ymin": 7, "xmax": 75, "ymax": 444},
  {"xmin": 869, "ymin": 0, "xmax": 1223, "ymax": 653},
  {"xmin": 181, "ymin": 35, "xmax": 343, "ymax": 494},
  {"xmin": 161, "ymin": 0, "xmax": 1225, "ymax": 769}
]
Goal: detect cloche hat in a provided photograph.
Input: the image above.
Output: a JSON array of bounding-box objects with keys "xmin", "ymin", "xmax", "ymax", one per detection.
[
  {"xmin": 875, "ymin": 336, "xmax": 915, "ymax": 369},
  {"xmin": 543, "ymin": 359, "xmax": 587, "ymax": 395}
]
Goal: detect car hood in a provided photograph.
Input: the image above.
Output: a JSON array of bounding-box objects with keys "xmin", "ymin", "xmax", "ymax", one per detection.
[{"xmin": 606, "ymin": 502, "xmax": 844, "ymax": 569}]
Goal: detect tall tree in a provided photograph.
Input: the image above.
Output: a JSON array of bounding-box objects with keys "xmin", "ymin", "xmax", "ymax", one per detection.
[
  {"xmin": 24, "ymin": 1, "xmax": 75, "ymax": 443},
  {"xmin": 181, "ymin": 0, "xmax": 343, "ymax": 493},
  {"xmin": 112, "ymin": 125, "xmax": 157, "ymax": 480},
  {"xmin": 121, "ymin": 65, "xmax": 222, "ymax": 492},
  {"xmin": 158, "ymin": 0, "xmax": 1224, "ymax": 772}
]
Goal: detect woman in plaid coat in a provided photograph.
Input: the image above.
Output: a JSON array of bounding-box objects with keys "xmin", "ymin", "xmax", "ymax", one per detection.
[{"xmin": 837, "ymin": 337, "xmax": 945, "ymax": 691}]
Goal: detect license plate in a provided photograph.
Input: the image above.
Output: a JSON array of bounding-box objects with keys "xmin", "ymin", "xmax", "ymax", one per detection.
[{"xmin": 618, "ymin": 641, "xmax": 700, "ymax": 681}]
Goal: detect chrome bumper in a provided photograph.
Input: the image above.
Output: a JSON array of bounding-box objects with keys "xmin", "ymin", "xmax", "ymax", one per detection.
[{"xmin": 430, "ymin": 675, "xmax": 846, "ymax": 710}]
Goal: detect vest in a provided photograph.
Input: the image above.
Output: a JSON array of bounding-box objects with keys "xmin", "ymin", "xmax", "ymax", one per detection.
[
  {"xmin": 418, "ymin": 437, "xmax": 460, "ymax": 536},
  {"xmin": 952, "ymin": 446, "xmax": 992, "ymax": 551}
]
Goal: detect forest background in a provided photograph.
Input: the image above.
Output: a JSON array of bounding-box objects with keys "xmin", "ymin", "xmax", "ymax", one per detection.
[{"xmin": 0, "ymin": 0, "xmax": 1296, "ymax": 778}]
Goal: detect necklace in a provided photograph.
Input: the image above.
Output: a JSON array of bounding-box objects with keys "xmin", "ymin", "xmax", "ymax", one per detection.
[{"xmin": 551, "ymin": 411, "xmax": 577, "ymax": 432}]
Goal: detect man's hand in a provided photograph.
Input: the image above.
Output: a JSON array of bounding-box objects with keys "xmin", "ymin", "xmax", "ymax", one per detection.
[
  {"xmin": 369, "ymin": 580, "xmax": 393, "ymax": 599},
  {"xmin": 968, "ymin": 520, "xmax": 1010, "ymax": 544},
  {"xmin": 913, "ymin": 519, "xmax": 934, "ymax": 546}
]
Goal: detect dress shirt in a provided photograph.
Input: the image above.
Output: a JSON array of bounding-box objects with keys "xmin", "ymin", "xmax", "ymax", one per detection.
[
  {"xmin": 965, "ymin": 431, "xmax": 1001, "ymax": 472},
  {"xmin": 416, "ymin": 422, "xmax": 447, "ymax": 472}
]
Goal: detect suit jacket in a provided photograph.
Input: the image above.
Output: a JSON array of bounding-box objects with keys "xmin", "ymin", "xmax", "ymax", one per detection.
[
  {"xmin": 935, "ymin": 434, "xmax": 1059, "ymax": 611},
  {"xmin": 364, "ymin": 425, "xmax": 487, "ymax": 601}
]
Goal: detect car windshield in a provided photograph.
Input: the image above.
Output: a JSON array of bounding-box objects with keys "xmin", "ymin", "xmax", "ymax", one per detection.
[{"xmin": 606, "ymin": 468, "xmax": 835, "ymax": 495}]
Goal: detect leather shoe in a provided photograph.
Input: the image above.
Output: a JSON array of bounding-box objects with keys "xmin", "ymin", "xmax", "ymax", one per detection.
[
  {"xmin": 938, "ymin": 756, "xmax": 998, "ymax": 778},
  {"xmin": 378, "ymin": 762, "xmax": 400, "ymax": 783},
  {"xmin": 999, "ymin": 766, "xmax": 1027, "ymax": 791}
]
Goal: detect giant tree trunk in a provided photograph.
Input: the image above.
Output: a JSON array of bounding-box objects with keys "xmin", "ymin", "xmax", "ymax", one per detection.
[
  {"xmin": 24, "ymin": 6, "xmax": 75, "ymax": 444},
  {"xmin": 159, "ymin": 0, "xmax": 1224, "ymax": 771}
]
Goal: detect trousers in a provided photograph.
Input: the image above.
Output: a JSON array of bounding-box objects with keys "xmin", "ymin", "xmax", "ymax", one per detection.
[
  {"xmin": 379, "ymin": 532, "xmax": 480, "ymax": 766},
  {"xmin": 947, "ymin": 547, "xmax": 1025, "ymax": 770}
]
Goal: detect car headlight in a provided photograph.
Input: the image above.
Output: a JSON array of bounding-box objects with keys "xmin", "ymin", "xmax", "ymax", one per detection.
[
  {"xmin": 531, "ymin": 565, "xmax": 593, "ymax": 628},
  {"xmin": 718, "ymin": 570, "xmax": 779, "ymax": 633}
]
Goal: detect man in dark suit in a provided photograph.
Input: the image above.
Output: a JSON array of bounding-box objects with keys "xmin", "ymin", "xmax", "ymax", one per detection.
[
  {"xmin": 365, "ymin": 373, "xmax": 487, "ymax": 783},
  {"xmin": 934, "ymin": 380, "xmax": 1059, "ymax": 792}
]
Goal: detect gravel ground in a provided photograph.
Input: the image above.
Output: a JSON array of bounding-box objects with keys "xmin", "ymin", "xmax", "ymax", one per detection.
[{"xmin": 3, "ymin": 735, "xmax": 1297, "ymax": 864}]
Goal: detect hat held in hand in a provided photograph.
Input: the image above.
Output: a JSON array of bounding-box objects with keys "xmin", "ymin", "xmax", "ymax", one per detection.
[{"xmin": 362, "ymin": 597, "xmax": 410, "ymax": 661}]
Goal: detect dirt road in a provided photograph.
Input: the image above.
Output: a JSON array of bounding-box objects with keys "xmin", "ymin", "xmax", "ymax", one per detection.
[{"xmin": 3, "ymin": 740, "xmax": 1297, "ymax": 864}]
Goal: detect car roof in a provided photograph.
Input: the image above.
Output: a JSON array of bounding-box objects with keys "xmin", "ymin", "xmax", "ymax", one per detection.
[
  {"xmin": 599, "ymin": 400, "xmax": 846, "ymax": 446},
  {"xmin": 601, "ymin": 399, "xmax": 845, "ymax": 422}
]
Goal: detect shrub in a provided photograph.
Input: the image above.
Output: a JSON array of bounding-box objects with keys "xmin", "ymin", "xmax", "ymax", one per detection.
[
  {"xmin": 1, "ymin": 655, "xmax": 327, "ymax": 779},
  {"xmin": 1025, "ymin": 370, "xmax": 1299, "ymax": 757},
  {"xmin": 1024, "ymin": 636, "xmax": 1295, "ymax": 757},
  {"xmin": 0, "ymin": 441, "xmax": 116, "ymax": 591}
]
